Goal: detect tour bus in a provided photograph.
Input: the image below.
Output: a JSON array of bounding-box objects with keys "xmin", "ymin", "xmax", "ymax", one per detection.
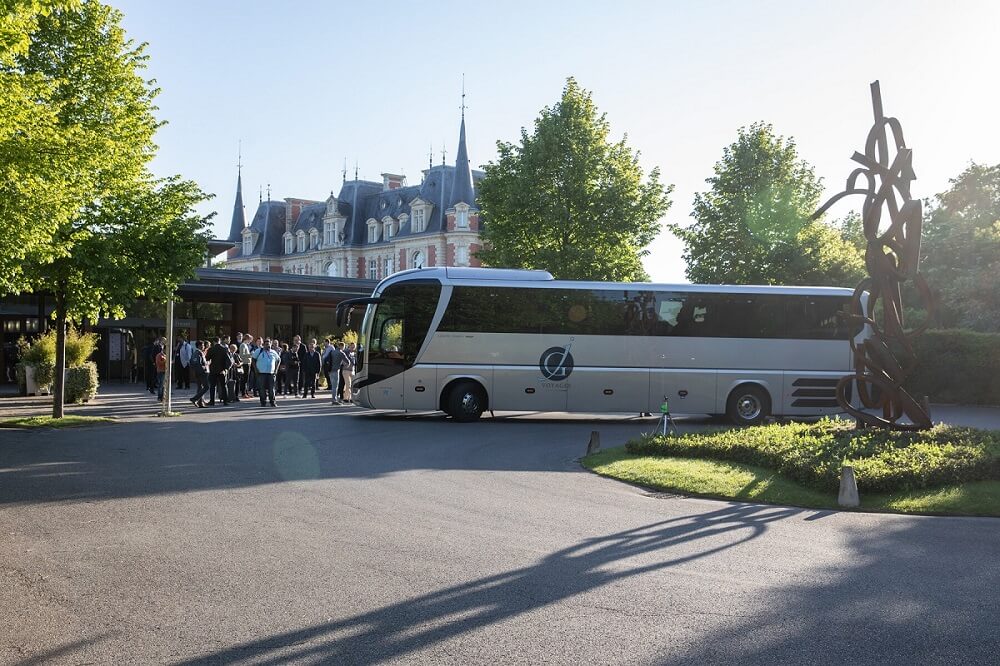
[{"xmin": 337, "ymin": 267, "xmax": 861, "ymax": 425}]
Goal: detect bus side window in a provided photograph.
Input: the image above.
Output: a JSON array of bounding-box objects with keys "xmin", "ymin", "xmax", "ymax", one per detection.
[{"xmin": 652, "ymin": 293, "xmax": 684, "ymax": 336}]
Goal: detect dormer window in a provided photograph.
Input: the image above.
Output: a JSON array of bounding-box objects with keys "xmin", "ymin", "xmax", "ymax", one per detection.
[
  {"xmin": 409, "ymin": 198, "xmax": 431, "ymax": 233},
  {"xmin": 284, "ymin": 232, "xmax": 293, "ymax": 254},
  {"xmin": 367, "ymin": 218, "xmax": 379, "ymax": 244},
  {"xmin": 455, "ymin": 202, "xmax": 470, "ymax": 229},
  {"xmin": 309, "ymin": 229, "xmax": 318, "ymax": 249},
  {"xmin": 323, "ymin": 220, "xmax": 333, "ymax": 246},
  {"xmin": 382, "ymin": 216, "xmax": 394, "ymax": 241},
  {"xmin": 242, "ymin": 228, "xmax": 258, "ymax": 256},
  {"xmin": 296, "ymin": 231, "xmax": 306, "ymax": 253}
]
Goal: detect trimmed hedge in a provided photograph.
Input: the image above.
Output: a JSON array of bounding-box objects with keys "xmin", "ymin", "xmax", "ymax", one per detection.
[
  {"xmin": 625, "ymin": 420, "xmax": 1000, "ymax": 494},
  {"xmin": 66, "ymin": 362, "xmax": 99, "ymax": 404},
  {"xmin": 907, "ymin": 329, "xmax": 1000, "ymax": 406}
]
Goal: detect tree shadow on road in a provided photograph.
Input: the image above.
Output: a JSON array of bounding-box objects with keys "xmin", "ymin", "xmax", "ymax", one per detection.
[
  {"xmin": 172, "ymin": 504, "xmax": 799, "ymax": 665},
  {"xmin": 657, "ymin": 514, "xmax": 1000, "ymax": 665}
]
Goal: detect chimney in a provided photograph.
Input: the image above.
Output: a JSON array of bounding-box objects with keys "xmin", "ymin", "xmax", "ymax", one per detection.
[{"xmin": 382, "ymin": 173, "xmax": 406, "ymax": 191}]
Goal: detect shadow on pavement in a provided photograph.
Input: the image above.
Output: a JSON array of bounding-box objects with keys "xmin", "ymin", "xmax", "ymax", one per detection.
[
  {"xmin": 659, "ymin": 515, "xmax": 1000, "ymax": 664},
  {"xmin": 174, "ymin": 504, "xmax": 798, "ymax": 665}
]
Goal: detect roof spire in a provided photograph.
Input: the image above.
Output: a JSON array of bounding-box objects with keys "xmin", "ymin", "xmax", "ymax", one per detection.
[
  {"xmin": 461, "ymin": 73, "xmax": 467, "ymax": 120},
  {"xmin": 449, "ymin": 81, "xmax": 476, "ymax": 209},
  {"xmin": 354, "ymin": 160, "xmax": 359, "ymax": 181},
  {"xmin": 429, "ymin": 143, "xmax": 434, "ymax": 170},
  {"xmin": 342, "ymin": 157, "xmax": 347, "ymax": 184},
  {"xmin": 226, "ymin": 144, "xmax": 248, "ymax": 242}
]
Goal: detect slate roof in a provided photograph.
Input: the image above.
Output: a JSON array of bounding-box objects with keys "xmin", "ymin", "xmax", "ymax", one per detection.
[
  {"xmin": 449, "ymin": 115, "xmax": 476, "ymax": 209},
  {"xmin": 235, "ymin": 113, "xmax": 483, "ymax": 259},
  {"xmin": 241, "ymin": 200, "xmax": 286, "ymax": 257},
  {"xmin": 226, "ymin": 171, "xmax": 247, "ymax": 242}
]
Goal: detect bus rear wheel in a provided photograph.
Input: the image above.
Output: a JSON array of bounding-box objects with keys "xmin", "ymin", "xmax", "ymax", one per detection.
[
  {"xmin": 726, "ymin": 384, "xmax": 771, "ymax": 426},
  {"xmin": 445, "ymin": 381, "xmax": 487, "ymax": 422}
]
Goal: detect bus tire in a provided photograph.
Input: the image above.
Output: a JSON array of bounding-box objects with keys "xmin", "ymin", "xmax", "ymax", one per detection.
[
  {"xmin": 726, "ymin": 384, "xmax": 771, "ymax": 427},
  {"xmin": 445, "ymin": 381, "xmax": 487, "ymax": 422}
]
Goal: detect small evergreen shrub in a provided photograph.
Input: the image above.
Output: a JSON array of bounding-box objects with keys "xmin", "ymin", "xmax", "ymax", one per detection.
[
  {"xmin": 625, "ymin": 420, "xmax": 1000, "ymax": 494},
  {"xmin": 65, "ymin": 362, "xmax": 99, "ymax": 404}
]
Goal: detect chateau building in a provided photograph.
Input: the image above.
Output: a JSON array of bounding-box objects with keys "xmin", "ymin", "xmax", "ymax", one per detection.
[{"xmin": 224, "ymin": 112, "xmax": 483, "ymax": 278}]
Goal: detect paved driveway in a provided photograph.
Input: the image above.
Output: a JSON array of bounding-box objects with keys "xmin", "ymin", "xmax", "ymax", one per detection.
[{"xmin": 1, "ymin": 391, "xmax": 999, "ymax": 664}]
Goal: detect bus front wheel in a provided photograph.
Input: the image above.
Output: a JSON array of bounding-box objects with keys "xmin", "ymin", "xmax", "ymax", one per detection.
[
  {"xmin": 726, "ymin": 385, "xmax": 771, "ymax": 426},
  {"xmin": 445, "ymin": 381, "xmax": 487, "ymax": 422}
]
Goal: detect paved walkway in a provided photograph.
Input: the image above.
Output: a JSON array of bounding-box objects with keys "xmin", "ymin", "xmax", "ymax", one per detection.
[{"xmin": 2, "ymin": 382, "xmax": 999, "ymax": 430}]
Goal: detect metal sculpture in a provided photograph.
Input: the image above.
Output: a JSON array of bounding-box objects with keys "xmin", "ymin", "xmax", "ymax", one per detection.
[{"xmin": 812, "ymin": 81, "xmax": 933, "ymax": 430}]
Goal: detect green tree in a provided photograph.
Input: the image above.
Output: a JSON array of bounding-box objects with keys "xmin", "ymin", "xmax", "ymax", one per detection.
[
  {"xmin": 673, "ymin": 122, "xmax": 863, "ymax": 286},
  {"xmin": 477, "ymin": 78, "xmax": 672, "ymax": 281},
  {"xmin": 0, "ymin": 0, "xmax": 94, "ymax": 292},
  {"xmin": 11, "ymin": 1, "xmax": 211, "ymax": 417},
  {"xmin": 922, "ymin": 162, "xmax": 1000, "ymax": 331}
]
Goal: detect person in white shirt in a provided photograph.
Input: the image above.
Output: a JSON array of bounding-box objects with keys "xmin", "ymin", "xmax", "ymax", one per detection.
[{"xmin": 252, "ymin": 338, "xmax": 281, "ymax": 407}]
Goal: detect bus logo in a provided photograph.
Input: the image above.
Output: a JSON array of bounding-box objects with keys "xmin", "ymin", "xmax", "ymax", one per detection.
[{"xmin": 539, "ymin": 345, "xmax": 574, "ymax": 381}]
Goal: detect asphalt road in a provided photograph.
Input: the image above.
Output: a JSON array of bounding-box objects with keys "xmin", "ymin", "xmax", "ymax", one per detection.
[{"xmin": 2, "ymin": 394, "xmax": 999, "ymax": 665}]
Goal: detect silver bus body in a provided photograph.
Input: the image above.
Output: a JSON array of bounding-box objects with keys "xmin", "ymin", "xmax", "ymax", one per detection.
[{"xmin": 351, "ymin": 267, "xmax": 862, "ymax": 422}]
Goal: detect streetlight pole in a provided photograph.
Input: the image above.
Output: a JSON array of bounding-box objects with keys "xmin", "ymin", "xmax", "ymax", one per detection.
[{"xmin": 162, "ymin": 299, "xmax": 174, "ymax": 416}]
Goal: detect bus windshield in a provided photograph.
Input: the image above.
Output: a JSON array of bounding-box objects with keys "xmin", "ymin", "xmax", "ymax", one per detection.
[{"xmin": 363, "ymin": 280, "xmax": 441, "ymax": 384}]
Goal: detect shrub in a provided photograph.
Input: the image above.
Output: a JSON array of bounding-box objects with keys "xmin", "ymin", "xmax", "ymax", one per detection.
[
  {"xmin": 65, "ymin": 362, "xmax": 99, "ymax": 404},
  {"xmin": 16, "ymin": 326, "xmax": 99, "ymax": 392},
  {"xmin": 906, "ymin": 329, "xmax": 1000, "ymax": 406},
  {"xmin": 625, "ymin": 420, "xmax": 1000, "ymax": 494},
  {"xmin": 15, "ymin": 363, "xmax": 27, "ymax": 396}
]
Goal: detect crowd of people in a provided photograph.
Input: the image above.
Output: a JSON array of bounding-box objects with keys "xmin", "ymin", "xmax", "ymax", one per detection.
[{"xmin": 142, "ymin": 333, "xmax": 357, "ymax": 408}]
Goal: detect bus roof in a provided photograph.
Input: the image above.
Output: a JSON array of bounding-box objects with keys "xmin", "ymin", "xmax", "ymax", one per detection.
[{"xmin": 377, "ymin": 267, "xmax": 855, "ymax": 297}]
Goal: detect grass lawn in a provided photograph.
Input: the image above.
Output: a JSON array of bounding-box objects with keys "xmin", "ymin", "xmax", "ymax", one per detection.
[
  {"xmin": 583, "ymin": 447, "xmax": 1000, "ymax": 517},
  {"xmin": 0, "ymin": 415, "xmax": 116, "ymax": 429}
]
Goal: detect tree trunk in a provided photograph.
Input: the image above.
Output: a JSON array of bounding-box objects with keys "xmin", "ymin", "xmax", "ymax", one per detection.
[{"xmin": 52, "ymin": 290, "xmax": 67, "ymax": 419}]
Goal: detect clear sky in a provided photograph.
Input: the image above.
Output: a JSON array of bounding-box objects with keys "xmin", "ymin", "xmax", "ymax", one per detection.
[{"xmin": 115, "ymin": 0, "xmax": 1000, "ymax": 283}]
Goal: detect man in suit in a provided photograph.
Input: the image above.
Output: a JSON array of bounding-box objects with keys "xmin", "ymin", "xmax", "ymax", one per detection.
[
  {"xmin": 300, "ymin": 341, "xmax": 321, "ymax": 398},
  {"xmin": 294, "ymin": 335, "xmax": 308, "ymax": 395},
  {"xmin": 206, "ymin": 337, "xmax": 232, "ymax": 406},
  {"xmin": 189, "ymin": 341, "xmax": 210, "ymax": 407}
]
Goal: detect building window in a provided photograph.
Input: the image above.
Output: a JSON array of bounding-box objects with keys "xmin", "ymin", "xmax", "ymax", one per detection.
[
  {"xmin": 297, "ymin": 232, "xmax": 306, "ymax": 253},
  {"xmin": 323, "ymin": 220, "xmax": 333, "ymax": 246},
  {"xmin": 327, "ymin": 260, "xmax": 339, "ymax": 277},
  {"xmin": 368, "ymin": 261, "xmax": 378, "ymax": 280},
  {"xmin": 309, "ymin": 229, "xmax": 318, "ymax": 249},
  {"xmin": 384, "ymin": 220, "xmax": 393, "ymax": 240},
  {"xmin": 243, "ymin": 234, "xmax": 253, "ymax": 255},
  {"xmin": 456, "ymin": 206, "xmax": 469, "ymax": 229},
  {"xmin": 367, "ymin": 219, "xmax": 379, "ymax": 244},
  {"xmin": 412, "ymin": 250, "xmax": 425, "ymax": 269},
  {"xmin": 384, "ymin": 257, "xmax": 393, "ymax": 276},
  {"xmin": 456, "ymin": 245, "xmax": 469, "ymax": 266},
  {"xmin": 412, "ymin": 208, "xmax": 425, "ymax": 233},
  {"xmin": 284, "ymin": 233, "xmax": 293, "ymax": 254}
]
